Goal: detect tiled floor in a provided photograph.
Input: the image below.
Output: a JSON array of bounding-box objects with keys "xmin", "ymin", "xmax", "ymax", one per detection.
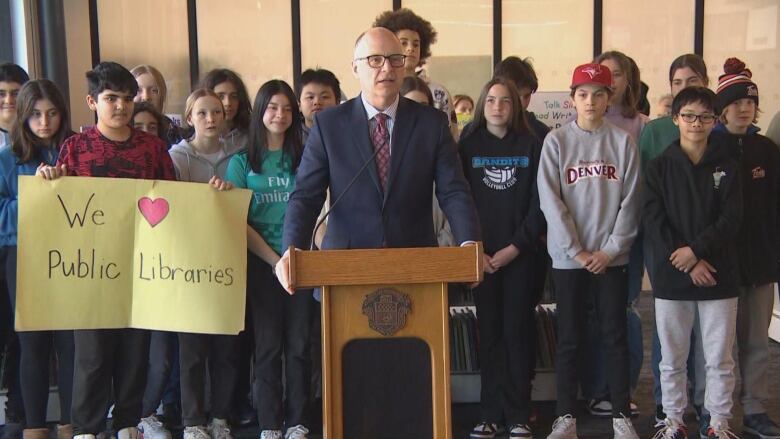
[{"xmin": 231, "ymin": 290, "xmax": 780, "ymax": 438}]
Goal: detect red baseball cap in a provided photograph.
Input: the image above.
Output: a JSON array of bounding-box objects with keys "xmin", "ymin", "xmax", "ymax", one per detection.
[{"xmin": 570, "ymin": 63, "xmax": 612, "ymax": 91}]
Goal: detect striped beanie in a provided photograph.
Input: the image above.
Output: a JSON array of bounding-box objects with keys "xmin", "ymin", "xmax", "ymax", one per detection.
[{"xmin": 716, "ymin": 57, "xmax": 758, "ymax": 112}]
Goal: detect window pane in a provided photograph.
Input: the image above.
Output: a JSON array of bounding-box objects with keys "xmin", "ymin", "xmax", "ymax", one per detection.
[
  {"xmin": 503, "ymin": 0, "xmax": 593, "ymax": 92},
  {"xmin": 97, "ymin": 0, "xmax": 190, "ymax": 116},
  {"xmin": 197, "ymin": 0, "xmax": 293, "ymax": 101},
  {"xmin": 403, "ymin": 0, "xmax": 493, "ymax": 104},
  {"xmin": 604, "ymin": 0, "xmax": 694, "ymax": 118},
  {"xmin": 704, "ymin": 0, "xmax": 779, "ymax": 131},
  {"xmin": 301, "ymin": 0, "xmax": 392, "ymax": 99}
]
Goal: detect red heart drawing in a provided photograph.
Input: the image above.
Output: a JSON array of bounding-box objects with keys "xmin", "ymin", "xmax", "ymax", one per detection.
[{"xmin": 138, "ymin": 197, "xmax": 170, "ymax": 227}]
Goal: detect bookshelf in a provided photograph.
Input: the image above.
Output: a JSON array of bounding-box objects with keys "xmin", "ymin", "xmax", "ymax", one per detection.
[
  {"xmin": 0, "ymin": 388, "xmax": 61, "ymax": 424},
  {"xmin": 449, "ymin": 304, "xmax": 558, "ymax": 403}
]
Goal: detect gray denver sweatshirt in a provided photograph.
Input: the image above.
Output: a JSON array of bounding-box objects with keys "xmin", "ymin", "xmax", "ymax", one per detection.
[{"xmin": 537, "ymin": 120, "xmax": 640, "ymax": 269}]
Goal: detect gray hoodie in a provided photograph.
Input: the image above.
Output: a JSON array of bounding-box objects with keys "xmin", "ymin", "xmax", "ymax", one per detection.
[
  {"xmin": 169, "ymin": 139, "xmax": 245, "ymax": 183},
  {"xmin": 537, "ymin": 120, "xmax": 640, "ymax": 269}
]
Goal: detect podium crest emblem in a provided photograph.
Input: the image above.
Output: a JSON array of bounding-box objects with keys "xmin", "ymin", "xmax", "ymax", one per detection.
[{"xmin": 362, "ymin": 288, "xmax": 412, "ymax": 336}]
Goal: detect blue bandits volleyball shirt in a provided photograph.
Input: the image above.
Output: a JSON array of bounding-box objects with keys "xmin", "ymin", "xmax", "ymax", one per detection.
[
  {"xmin": 458, "ymin": 127, "xmax": 546, "ymax": 254},
  {"xmin": 226, "ymin": 149, "xmax": 295, "ymax": 254}
]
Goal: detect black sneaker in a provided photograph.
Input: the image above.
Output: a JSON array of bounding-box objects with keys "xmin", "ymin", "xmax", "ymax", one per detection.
[
  {"xmin": 469, "ymin": 422, "xmax": 499, "ymax": 439},
  {"xmin": 587, "ymin": 399, "xmax": 640, "ymax": 418},
  {"xmin": 656, "ymin": 405, "xmax": 668, "ymax": 424},
  {"xmin": 694, "ymin": 405, "xmax": 704, "ymax": 422},
  {"xmin": 588, "ymin": 399, "xmax": 612, "ymax": 417},
  {"xmin": 699, "ymin": 413, "xmax": 711, "ymax": 439},
  {"xmin": 744, "ymin": 413, "xmax": 780, "ymax": 439},
  {"xmin": 508, "ymin": 424, "xmax": 532, "ymax": 439}
]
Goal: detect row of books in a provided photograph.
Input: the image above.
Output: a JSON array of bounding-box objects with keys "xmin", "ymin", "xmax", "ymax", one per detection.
[{"xmin": 449, "ymin": 305, "xmax": 558, "ymax": 373}]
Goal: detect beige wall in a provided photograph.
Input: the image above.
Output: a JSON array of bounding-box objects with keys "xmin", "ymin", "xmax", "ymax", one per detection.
[
  {"xmin": 63, "ymin": 0, "xmax": 93, "ymax": 131},
  {"xmin": 97, "ymin": 0, "xmax": 190, "ymax": 116},
  {"xmin": 197, "ymin": 0, "xmax": 293, "ymax": 103},
  {"xmin": 704, "ymin": 0, "xmax": 779, "ymax": 131},
  {"xmin": 503, "ymin": 0, "xmax": 594, "ymax": 92},
  {"xmin": 300, "ymin": 0, "xmax": 393, "ymax": 99},
  {"xmin": 405, "ymin": 0, "xmax": 493, "ymax": 101},
  {"xmin": 58, "ymin": 0, "xmax": 780, "ymax": 131},
  {"xmin": 604, "ymin": 0, "xmax": 695, "ymax": 118}
]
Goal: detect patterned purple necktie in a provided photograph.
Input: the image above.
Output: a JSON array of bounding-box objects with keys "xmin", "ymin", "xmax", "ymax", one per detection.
[{"xmin": 371, "ymin": 113, "xmax": 390, "ymax": 192}]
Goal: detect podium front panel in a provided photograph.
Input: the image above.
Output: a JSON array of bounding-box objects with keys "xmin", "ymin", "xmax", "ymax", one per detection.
[
  {"xmin": 321, "ymin": 282, "xmax": 451, "ymax": 439},
  {"xmin": 342, "ymin": 337, "xmax": 432, "ymax": 439}
]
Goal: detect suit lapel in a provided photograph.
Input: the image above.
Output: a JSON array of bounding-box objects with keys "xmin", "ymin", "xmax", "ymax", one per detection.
[
  {"xmin": 348, "ymin": 98, "xmax": 383, "ymax": 197},
  {"xmin": 385, "ymin": 97, "xmax": 414, "ymax": 205}
]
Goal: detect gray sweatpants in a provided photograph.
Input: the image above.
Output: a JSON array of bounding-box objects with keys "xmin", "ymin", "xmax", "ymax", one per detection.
[
  {"xmin": 656, "ymin": 297, "xmax": 738, "ymax": 426},
  {"xmin": 694, "ymin": 284, "xmax": 777, "ymax": 416}
]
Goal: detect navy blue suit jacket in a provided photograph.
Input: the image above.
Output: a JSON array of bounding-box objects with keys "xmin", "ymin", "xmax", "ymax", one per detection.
[{"xmin": 283, "ymin": 96, "xmax": 480, "ymax": 250}]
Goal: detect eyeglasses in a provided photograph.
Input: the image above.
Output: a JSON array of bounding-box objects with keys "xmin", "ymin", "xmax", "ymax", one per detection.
[
  {"xmin": 678, "ymin": 113, "xmax": 716, "ymax": 124},
  {"xmin": 354, "ymin": 54, "xmax": 407, "ymax": 69}
]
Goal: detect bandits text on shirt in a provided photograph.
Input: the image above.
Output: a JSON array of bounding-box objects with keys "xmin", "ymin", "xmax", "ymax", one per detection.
[
  {"xmin": 565, "ymin": 159, "xmax": 619, "ymax": 185},
  {"xmin": 472, "ymin": 155, "xmax": 530, "ymax": 190}
]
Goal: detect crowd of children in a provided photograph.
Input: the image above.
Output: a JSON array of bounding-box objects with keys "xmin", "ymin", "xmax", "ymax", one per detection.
[{"xmin": 0, "ymin": 6, "xmax": 778, "ymax": 439}]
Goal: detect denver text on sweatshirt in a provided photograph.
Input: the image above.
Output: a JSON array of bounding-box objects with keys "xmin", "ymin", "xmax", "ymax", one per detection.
[{"xmin": 537, "ymin": 120, "xmax": 640, "ymax": 269}]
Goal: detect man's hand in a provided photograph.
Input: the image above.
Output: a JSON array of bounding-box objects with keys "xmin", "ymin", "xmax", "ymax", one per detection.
[
  {"xmin": 274, "ymin": 248, "xmax": 295, "ymax": 294},
  {"xmin": 690, "ymin": 259, "xmax": 717, "ymax": 287},
  {"xmin": 670, "ymin": 246, "xmax": 698, "ymax": 273},
  {"xmin": 36, "ymin": 163, "xmax": 67, "ymax": 180},
  {"xmin": 209, "ymin": 176, "xmax": 234, "ymax": 191},
  {"xmin": 585, "ymin": 250, "xmax": 611, "ymax": 274},
  {"xmin": 490, "ymin": 244, "xmax": 519, "ymax": 269}
]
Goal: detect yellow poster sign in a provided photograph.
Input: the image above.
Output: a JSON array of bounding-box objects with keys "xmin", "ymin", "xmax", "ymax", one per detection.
[{"xmin": 16, "ymin": 176, "xmax": 252, "ymax": 335}]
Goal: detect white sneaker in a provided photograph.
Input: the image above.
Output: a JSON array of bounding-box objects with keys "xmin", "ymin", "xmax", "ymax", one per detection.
[
  {"xmin": 259, "ymin": 431, "xmax": 283, "ymax": 439},
  {"xmin": 613, "ymin": 415, "xmax": 640, "ymax": 439},
  {"xmin": 208, "ymin": 419, "xmax": 232, "ymax": 439},
  {"xmin": 182, "ymin": 426, "xmax": 210, "ymax": 439},
  {"xmin": 284, "ymin": 425, "xmax": 309, "ymax": 439},
  {"xmin": 547, "ymin": 415, "xmax": 577, "ymax": 439},
  {"xmin": 652, "ymin": 418, "xmax": 688, "ymax": 439},
  {"xmin": 73, "ymin": 435, "xmax": 97, "ymax": 439},
  {"xmin": 117, "ymin": 428, "xmax": 139, "ymax": 439},
  {"xmin": 138, "ymin": 415, "xmax": 171, "ymax": 439}
]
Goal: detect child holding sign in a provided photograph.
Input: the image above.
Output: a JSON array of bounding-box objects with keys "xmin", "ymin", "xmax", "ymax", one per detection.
[
  {"xmin": 226, "ymin": 80, "xmax": 310, "ymax": 439},
  {"xmin": 37, "ymin": 61, "xmax": 176, "ymax": 439},
  {"xmin": 0, "ymin": 79, "xmax": 74, "ymax": 439},
  {"xmin": 171, "ymin": 88, "xmax": 242, "ymax": 439}
]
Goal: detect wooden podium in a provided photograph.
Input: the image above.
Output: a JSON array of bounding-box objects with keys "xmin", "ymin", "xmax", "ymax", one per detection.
[{"xmin": 288, "ymin": 244, "xmax": 483, "ymax": 439}]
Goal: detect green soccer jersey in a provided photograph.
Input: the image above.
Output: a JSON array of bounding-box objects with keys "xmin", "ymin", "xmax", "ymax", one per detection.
[{"xmin": 226, "ymin": 150, "xmax": 294, "ymax": 254}]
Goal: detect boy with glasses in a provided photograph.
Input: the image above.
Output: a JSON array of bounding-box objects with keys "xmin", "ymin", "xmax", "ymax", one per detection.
[{"xmin": 644, "ymin": 86, "xmax": 742, "ymax": 439}]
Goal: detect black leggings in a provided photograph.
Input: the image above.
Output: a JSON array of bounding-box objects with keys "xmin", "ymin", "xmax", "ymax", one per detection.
[{"xmin": 5, "ymin": 246, "xmax": 75, "ymax": 427}]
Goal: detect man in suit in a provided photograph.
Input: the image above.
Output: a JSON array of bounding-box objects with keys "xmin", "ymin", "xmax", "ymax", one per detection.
[{"xmin": 275, "ymin": 27, "xmax": 479, "ymax": 292}]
